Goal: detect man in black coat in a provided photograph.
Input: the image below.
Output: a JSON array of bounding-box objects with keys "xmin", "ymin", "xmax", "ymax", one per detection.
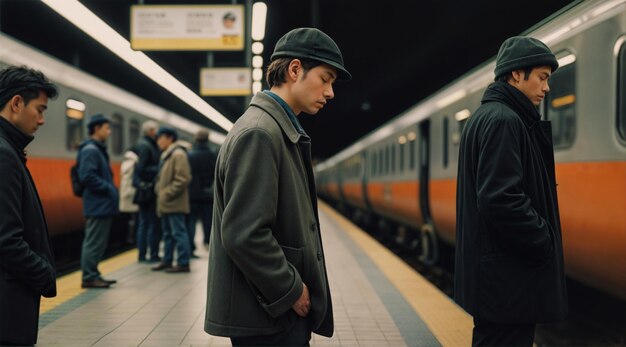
[
  {"xmin": 133, "ymin": 120, "xmax": 161, "ymax": 263},
  {"xmin": 454, "ymin": 36, "xmax": 568, "ymax": 346},
  {"xmin": 186, "ymin": 129, "xmax": 217, "ymax": 256},
  {"xmin": 0, "ymin": 66, "xmax": 58, "ymax": 346}
]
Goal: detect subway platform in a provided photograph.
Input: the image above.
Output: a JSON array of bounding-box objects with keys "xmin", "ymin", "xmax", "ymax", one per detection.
[{"xmin": 36, "ymin": 201, "xmax": 472, "ymax": 346}]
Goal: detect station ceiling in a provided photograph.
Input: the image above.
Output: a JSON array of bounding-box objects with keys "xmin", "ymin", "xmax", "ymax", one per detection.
[{"xmin": 0, "ymin": 0, "xmax": 576, "ymax": 159}]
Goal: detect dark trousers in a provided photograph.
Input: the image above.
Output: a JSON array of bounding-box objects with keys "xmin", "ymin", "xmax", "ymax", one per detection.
[
  {"xmin": 472, "ymin": 318, "xmax": 535, "ymax": 347},
  {"xmin": 137, "ymin": 204, "xmax": 159, "ymax": 261},
  {"xmin": 186, "ymin": 202, "xmax": 213, "ymax": 252},
  {"xmin": 230, "ymin": 311, "xmax": 311, "ymax": 346},
  {"xmin": 81, "ymin": 217, "xmax": 111, "ymax": 281}
]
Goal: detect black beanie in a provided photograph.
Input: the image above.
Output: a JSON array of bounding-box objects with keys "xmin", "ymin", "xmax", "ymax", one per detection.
[{"xmin": 494, "ymin": 36, "xmax": 558, "ymax": 79}]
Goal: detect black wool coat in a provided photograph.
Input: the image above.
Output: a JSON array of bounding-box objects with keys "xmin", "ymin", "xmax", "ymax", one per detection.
[
  {"xmin": 187, "ymin": 143, "xmax": 217, "ymax": 204},
  {"xmin": 0, "ymin": 117, "xmax": 56, "ymax": 345},
  {"xmin": 454, "ymin": 82, "xmax": 568, "ymax": 323}
]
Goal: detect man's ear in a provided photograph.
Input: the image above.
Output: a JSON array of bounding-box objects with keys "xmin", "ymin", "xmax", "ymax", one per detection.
[
  {"xmin": 10, "ymin": 95, "xmax": 22, "ymax": 112},
  {"xmin": 511, "ymin": 70, "xmax": 524, "ymax": 84},
  {"xmin": 288, "ymin": 59, "xmax": 302, "ymax": 81}
]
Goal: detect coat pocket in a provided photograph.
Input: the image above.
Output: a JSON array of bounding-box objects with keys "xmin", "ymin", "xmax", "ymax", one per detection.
[
  {"xmin": 280, "ymin": 245, "xmax": 304, "ymax": 275},
  {"xmin": 478, "ymin": 254, "xmax": 536, "ymax": 323}
]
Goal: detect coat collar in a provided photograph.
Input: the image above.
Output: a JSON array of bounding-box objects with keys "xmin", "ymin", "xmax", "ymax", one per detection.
[
  {"xmin": 0, "ymin": 116, "xmax": 34, "ymax": 162},
  {"xmin": 249, "ymin": 92, "xmax": 304, "ymax": 144},
  {"xmin": 482, "ymin": 81, "xmax": 542, "ymax": 130}
]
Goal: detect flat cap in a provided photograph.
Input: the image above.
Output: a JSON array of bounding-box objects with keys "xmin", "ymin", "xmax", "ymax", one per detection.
[
  {"xmin": 271, "ymin": 27, "xmax": 351, "ymax": 81},
  {"xmin": 87, "ymin": 114, "xmax": 110, "ymax": 128},
  {"xmin": 156, "ymin": 125, "xmax": 178, "ymax": 141},
  {"xmin": 494, "ymin": 36, "xmax": 558, "ymax": 79}
]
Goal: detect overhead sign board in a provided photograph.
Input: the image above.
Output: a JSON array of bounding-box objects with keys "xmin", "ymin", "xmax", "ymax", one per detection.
[
  {"xmin": 200, "ymin": 68, "xmax": 251, "ymax": 96},
  {"xmin": 130, "ymin": 5, "xmax": 244, "ymax": 51}
]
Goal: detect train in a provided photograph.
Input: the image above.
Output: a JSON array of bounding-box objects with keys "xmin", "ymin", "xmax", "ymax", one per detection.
[
  {"xmin": 315, "ymin": 0, "xmax": 626, "ymax": 301},
  {"xmin": 0, "ymin": 31, "xmax": 223, "ymax": 267}
]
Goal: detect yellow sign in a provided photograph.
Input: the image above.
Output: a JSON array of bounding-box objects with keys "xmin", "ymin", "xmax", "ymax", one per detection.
[
  {"xmin": 131, "ymin": 5, "xmax": 244, "ymax": 51},
  {"xmin": 200, "ymin": 68, "xmax": 251, "ymax": 96}
]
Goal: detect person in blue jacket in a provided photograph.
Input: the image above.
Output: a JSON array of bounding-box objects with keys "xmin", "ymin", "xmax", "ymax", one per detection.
[{"xmin": 77, "ymin": 114, "xmax": 119, "ymax": 289}]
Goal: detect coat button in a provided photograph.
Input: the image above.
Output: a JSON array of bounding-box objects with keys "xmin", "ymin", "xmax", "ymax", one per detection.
[
  {"xmin": 317, "ymin": 251, "xmax": 322, "ymax": 260},
  {"xmin": 310, "ymin": 223, "xmax": 316, "ymax": 232}
]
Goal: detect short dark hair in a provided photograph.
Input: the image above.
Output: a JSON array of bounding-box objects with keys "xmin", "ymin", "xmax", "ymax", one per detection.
[
  {"xmin": 88, "ymin": 122, "xmax": 109, "ymax": 135},
  {"xmin": 495, "ymin": 66, "xmax": 534, "ymax": 83},
  {"xmin": 266, "ymin": 57, "xmax": 323, "ymax": 88},
  {"xmin": 0, "ymin": 65, "xmax": 58, "ymax": 109}
]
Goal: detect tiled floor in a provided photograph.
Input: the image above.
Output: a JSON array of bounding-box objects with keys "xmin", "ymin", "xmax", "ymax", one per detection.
[{"xmin": 36, "ymin": 201, "xmax": 470, "ymax": 346}]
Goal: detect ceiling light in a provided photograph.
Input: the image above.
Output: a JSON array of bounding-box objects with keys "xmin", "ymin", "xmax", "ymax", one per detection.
[
  {"xmin": 41, "ymin": 0, "xmax": 233, "ymax": 132},
  {"xmin": 252, "ymin": 55, "xmax": 263, "ymax": 68},
  {"xmin": 251, "ymin": 2, "xmax": 267, "ymax": 41},
  {"xmin": 252, "ymin": 42, "xmax": 264, "ymax": 55},
  {"xmin": 252, "ymin": 81, "xmax": 262, "ymax": 94},
  {"xmin": 252, "ymin": 68, "xmax": 263, "ymax": 81}
]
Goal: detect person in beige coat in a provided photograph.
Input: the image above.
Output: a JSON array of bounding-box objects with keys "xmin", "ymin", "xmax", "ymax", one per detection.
[{"xmin": 152, "ymin": 126, "xmax": 192, "ymax": 273}]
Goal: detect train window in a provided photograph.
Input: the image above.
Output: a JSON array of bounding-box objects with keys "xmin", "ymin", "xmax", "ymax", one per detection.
[
  {"xmin": 378, "ymin": 148, "xmax": 383, "ymax": 176},
  {"xmin": 545, "ymin": 53, "xmax": 576, "ymax": 148},
  {"xmin": 408, "ymin": 132, "xmax": 416, "ymax": 170},
  {"xmin": 371, "ymin": 151, "xmax": 376, "ymax": 176},
  {"xmin": 386, "ymin": 145, "xmax": 390, "ymax": 175},
  {"xmin": 390, "ymin": 143, "xmax": 396, "ymax": 174},
  {"xmin": 398, "ymin": 135, "xmax": 406, "ymax": 172},
  {"xmin": 129, "ymin": 119, "xmax": 140, "ymax": 145},
  {"xmin": 443, "ymin": 117, "xmax": 449, "ymax": 168},
  {"xmin": 65, "ymin": 99, "xmax": 85, "ymax": 151},
  {"xmin": 618, "ymin": 42, "xmax": 626, "ymax": 142},
  {"xmin": 111, "ymin": 113, "xmax": 124, "ymax": 155}
]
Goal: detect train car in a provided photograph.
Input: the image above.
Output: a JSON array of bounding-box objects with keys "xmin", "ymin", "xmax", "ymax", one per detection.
[
  {"xmin": 316, "ymin": 0, "xmax": 626, "ymax": 301},
  {"xmin": 0, "ymin": 32, "xmax": 224, "ymax": 266}
]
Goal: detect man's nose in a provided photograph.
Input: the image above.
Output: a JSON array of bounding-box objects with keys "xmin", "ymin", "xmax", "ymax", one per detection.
[{"xmin": 325, "ymin": 85, "xmax": 334, "ymax": 99}]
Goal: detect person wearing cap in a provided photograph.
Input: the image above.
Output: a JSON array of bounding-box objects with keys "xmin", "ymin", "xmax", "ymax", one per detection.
[
  {"xmin": 454, "ymin": 36, "xmax": 568, "ymax": 346},
  {"xmin": 186, "ymin": 129, "xmax": 217, "ymax": 255},
  {"xmin": 77, "ymin": 114, "xmax": 119, "ymax": 289},
  {"xmin": 204, "ymin": 27, "xmax": 350, "ymax": 345},
  {"xmin": 0, "ymin": 65, "xmax": 58, "ymax": 346},
  {"xmin": 152, "ymin": 126, "xmax": 192, "ymax": 273}
]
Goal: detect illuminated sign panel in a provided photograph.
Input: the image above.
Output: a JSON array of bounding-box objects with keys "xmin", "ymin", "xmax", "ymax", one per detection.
[
  {"xmin": 200, "ymin": 68, "xmax": 251, "ymax": 96},
  {"xmin": 131, "ymin": 5, "xmax": 244, "ymax": 50}
]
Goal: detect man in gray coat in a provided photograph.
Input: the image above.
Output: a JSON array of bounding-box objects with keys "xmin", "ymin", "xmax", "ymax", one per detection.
[{"xmin": 205, "ymin": 28, "xmax": 351, "ymax": 346}]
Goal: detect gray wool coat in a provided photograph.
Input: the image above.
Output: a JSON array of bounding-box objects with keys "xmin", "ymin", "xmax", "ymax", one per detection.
[{"xmin": 204, "ymin": 92, "xmax": 333, "ymax": 338}]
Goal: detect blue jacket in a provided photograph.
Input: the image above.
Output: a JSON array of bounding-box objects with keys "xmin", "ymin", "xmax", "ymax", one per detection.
[{"xmin": 78, "ymin": 139, "xmax": 119, "ymax": 217}]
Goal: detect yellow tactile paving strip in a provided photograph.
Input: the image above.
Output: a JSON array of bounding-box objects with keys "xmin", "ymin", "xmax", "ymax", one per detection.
[
  {"xmin": 319, "ymin": 201, "xmax": 473, "ymax": 347},
  {"xmin": 40, "ymin": 249, "xmax": 138, "ymax": 314}
]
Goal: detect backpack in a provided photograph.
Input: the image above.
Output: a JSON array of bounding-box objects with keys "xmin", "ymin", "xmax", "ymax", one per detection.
[
  {"xmin": 70, "ymin": 162, "xmax": 84, "ymax": 197},
  {"xmin": 70, "ymin": 142, "xmax": 96, "ymax": 197}
]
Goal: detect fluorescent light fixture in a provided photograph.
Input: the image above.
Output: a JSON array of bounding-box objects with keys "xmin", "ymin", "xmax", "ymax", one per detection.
[
  {"xmin": 252, "ymin": 68, "xmax": 263, "ymax": 82},
  {"xmin": 252, "ymin": 55, "xmax": 263, "ymax": 68},
  {"xmin": 252, "ymin": 81, "xmax": 262, "ymax": 94},
  {"xmin": 66, "ymin": 98, "xmax": 86, "ymax": 111},
  {"xmin": 557, "ymin": 54, "xmax": 576, "ymax": 67},
  {"xmin": 252, "ymin": 42, "xmax": 264, "ymax": 55},
  {"xmin": 455, "ymin": 109, "xmax": 471, "ymax": 122},
  {"xmin": 251, "ymin": 2, "xmax": 267, "ymax": 41},
  {"xmin": 41, "ymin": 0, "xmax": 233, "ymax": 132},
  {"xmin": 435, "ymin": 89, "xmax": 466, "ymax": 108}
]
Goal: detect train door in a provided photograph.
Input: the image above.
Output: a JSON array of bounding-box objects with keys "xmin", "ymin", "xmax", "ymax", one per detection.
[{"xmin": 418, "ymin": 119, "xmax": 438, "ymax": 265}]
